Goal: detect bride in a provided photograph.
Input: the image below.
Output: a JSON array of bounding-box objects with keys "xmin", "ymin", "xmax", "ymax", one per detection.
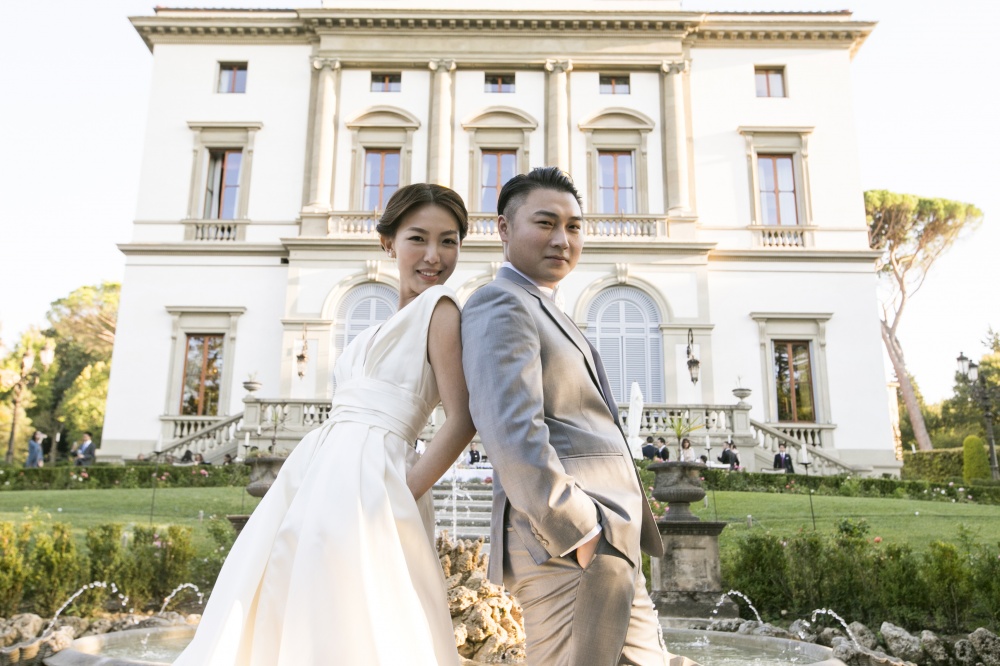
[{"xmin": 174, "ymin": 183, "xmax": 475, "ymax": 666}]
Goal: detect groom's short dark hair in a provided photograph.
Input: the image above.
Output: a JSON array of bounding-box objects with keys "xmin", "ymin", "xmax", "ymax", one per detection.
[{"xmin": 497, "ymin": 166, "xmax": 583, "ymax": 219}]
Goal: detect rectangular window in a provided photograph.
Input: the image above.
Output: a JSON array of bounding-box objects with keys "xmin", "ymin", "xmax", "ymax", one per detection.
[
  {"xmin": 204, "ymin": 149, "xmax": 242, "ymax": 220},
  {"xmin": 181, "ymin": 334, "xmax": 224, "ymax": 416},
  {"xmin": 773, "ymin": 340, "xmax": 815, "ymax": 422},
  {"xmin": 484, "ymin": 74, "xmax": 515, "ymax": 93},
  {"xmin": 755, "ymin": 67, "xmax": 785, "ymax": 98},
  {"xmin": 371, "ymin": 73, "xmax": 401, "ymax": 92},
  {"xmin": 597, "ymin": 151, "xmax": 635, "ymax": 214},
  {"xmin": 218, "ymin": 63, "xmax": 247, "ymax": 94},
  {"xmin": 480, "ymin": 150, "xmax": 517, "ymax": 212},
  {"xmin": 757, "ymin": 154, "xmax": 797, "ymax": 225},
  {"xmin": 599, "ymin": 74, "xmax": 630, "ymax": 95},
  {"xmin": 363, "ymin": 149, "xmax": 401, "ymax": 211}
]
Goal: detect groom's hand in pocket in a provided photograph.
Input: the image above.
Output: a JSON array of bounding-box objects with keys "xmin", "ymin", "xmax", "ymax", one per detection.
[{"xmin": 575, "ymin": 533, "xmax": 601, "ymax": 569}]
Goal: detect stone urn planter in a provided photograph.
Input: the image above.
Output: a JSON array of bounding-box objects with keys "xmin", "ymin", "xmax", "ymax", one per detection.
[
  {"xmin": 244, "ymin": 455, "xmax": 286, "ymax": 498},
  {"xmin": 242, "ymin": 379, "xmax": 262, "ymax": 394},
  {"xmin": 648, "ymin": 460, "xmax": 707, "ymax": 521},
  {"xmin": 227, "ymin": 455, "xmax": 287, "ymax": 535}
]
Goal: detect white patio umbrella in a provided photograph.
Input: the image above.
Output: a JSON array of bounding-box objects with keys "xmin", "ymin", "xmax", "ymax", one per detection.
[{"xmin": 626, "ymin": 381, "xmax": 645, "ymax": 460}]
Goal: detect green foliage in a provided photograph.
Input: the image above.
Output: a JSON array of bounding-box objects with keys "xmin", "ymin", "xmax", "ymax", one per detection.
[
  {"xmin": 74, "ymin": 523, "xmax": 127, "ymax": 615},
  {"xmin": 0, "ymin": 522, "xmax": 30, "ymax": 616},
  {"xmin": 723, "ymin": 528, "xmax": 996, "ymax": 632},
  {"xmin": 121, "ymin": 525, "xmax": 195, "ymax": 609},
  {"xmin": 964, "ymin": 436, "xmax": 991, "ymax": 483},
  {"xmin": 190, "ymin": 517, "xmax": 236, "ymax": 592},
  {"xmin": 26, "ymin": 522, "xmax": 82, "ymax": 616},
  {"xmin": 901, "ymin": 448, "xmax": 964, "ymax": 482},
  {"xmin": 922, "ymin": 541, "xmax": 974, "ymax": 631},
  {"xmin": 0, "ymin": 462, "xmax": 249, "ymax": 491},
  {"xmin": 58, "ymin": 362, "xmax": 110, "ymax": 445},
  {"xmin": 697, "ymin": 467, "xmax": 1000, "ymax": 505},
  {"xmin": 836, "ymin": 517, "xmax": 870, "ymax": 539},
  {"xmin": 46, "ymin": 282, "xmax": 120, "ymax": 360}
]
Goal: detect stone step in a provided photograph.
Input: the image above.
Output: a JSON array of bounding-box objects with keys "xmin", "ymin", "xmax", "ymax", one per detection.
[
  {"xmin": 433, "ymin": 500, "xmax": 493, "ymax": 511},
  {"xmin": 436, "ymin": 515, "xmax": 492, "ymax": 527}
]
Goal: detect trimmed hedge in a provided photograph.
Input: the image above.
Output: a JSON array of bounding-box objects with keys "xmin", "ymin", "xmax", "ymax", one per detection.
[
  {"xmin": 963, "ymin": 436, "xmax": 991, "ymax": 484},
  {"xmin": 0, "ymin": 463, "xmax": 249, "ymax": 492},
  {"xmin": 634, "ymin": 461, "xmax": 1000, "ymax": 506},
  {"xmin": 901, "ymin": 447, "xmax": 963, "ymax": 482}
]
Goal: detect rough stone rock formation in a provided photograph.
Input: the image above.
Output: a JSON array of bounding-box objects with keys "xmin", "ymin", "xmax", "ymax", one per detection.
[{"xmin": 437, "ymin": 533, "xmax": 526, "ymax": 664}]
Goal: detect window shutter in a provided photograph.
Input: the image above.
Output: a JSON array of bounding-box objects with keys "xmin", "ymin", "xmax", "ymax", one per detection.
[
  {"xmin": 586, "ymin": 286, "xmax": 664, "ymax": 403},
  {"xmin": 334, "ymin": 283, "xmax": 399, "ymax": 358}
]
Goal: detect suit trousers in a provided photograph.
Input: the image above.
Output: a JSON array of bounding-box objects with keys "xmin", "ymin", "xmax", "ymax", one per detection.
[{"xmin": 503, "ymin": 525, "xmax": 667, "ymax": 666}]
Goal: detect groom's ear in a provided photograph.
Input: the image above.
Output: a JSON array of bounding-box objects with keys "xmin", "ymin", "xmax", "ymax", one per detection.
[{"xmin": 498, "ymin": 215, "xmax": 510, "ymax": 243}]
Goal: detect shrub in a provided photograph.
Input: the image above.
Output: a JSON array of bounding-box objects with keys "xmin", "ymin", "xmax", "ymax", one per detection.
[
  {"xmin": 191, "ymin": 517, "xmax": 236, "ymax": 594},
  {"xmin": 922, "ymin": 541, "xmax": 974, "ymax": 631},
  {"xmin": 120, "ymin": 525, "xmax": 195, "ymax": 610},
  {"xmin": 901, "ymin": 448, "xmax": 964, "ymax": 482},
  {"xmin": 74, "ymin": 523, "xmax": 127, "ymax": 615},
  {"xmin": 0, "ymin": 522, "xmax": 29, "ymax": 616},
  {"xmin": 26, "ymin": 523, "xmax": 83, "ymax": 617},
  {"xmin": 963, "ymin": 436, "xmax": 991, "ymax": 484},
  {"xmin": 0, "ymin": 463, "xmax": 249, "ymax": 492},
  {"xmin": 721, "ymin": 531, "xmax": 790, "ymax": 618}
]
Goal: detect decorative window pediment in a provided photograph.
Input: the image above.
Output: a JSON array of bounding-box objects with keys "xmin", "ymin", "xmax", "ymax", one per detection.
[
  {"xmin": 462, "ymin": 106, "xmax": 538, "ymax": 131},
  {"xmin": 579, "ymin": 107, "xmax": 654, "ymax": 133},
  {"xmin": 346, "ymin": 106, "xmax": 420, "ymax": 131}
]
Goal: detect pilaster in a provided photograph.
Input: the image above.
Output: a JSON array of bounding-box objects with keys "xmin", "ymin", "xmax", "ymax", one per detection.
[
  {"xmin": 661, "ymin": 60, "xmax": 690, "ymax": 214},
  {"xmin": 545, "ymin": 59, "xmax": 572, "ymax": 172},
  {"xmin": 428, "ymin": 59, "xmax": 457, "ymax": 185}
]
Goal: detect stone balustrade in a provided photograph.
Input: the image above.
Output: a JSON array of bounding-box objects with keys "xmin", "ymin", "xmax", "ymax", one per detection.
[
  {"xmin": 750, "ymin": 225, "xmax": 816, "ymax": 248},
  {"xmin": 183, "ymin": 220, "xmax": 247, "ymax": 242}
]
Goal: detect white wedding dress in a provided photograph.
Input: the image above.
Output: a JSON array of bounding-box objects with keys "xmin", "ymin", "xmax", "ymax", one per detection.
[{"xmin": 174, "ymin": 285, "xmax": 461, "ymax": 666}]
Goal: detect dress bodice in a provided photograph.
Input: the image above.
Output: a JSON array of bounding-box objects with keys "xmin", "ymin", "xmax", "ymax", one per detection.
[{"xmin": 330, "ymin": 285, "xmax": 459, "ymax": 444}]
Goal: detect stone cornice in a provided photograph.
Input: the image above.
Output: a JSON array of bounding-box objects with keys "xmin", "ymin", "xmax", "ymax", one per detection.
[
  {"xmin": 131, "ymin": 9, "xmax": 873, "ymax": 56},
  {"xmin": 710, "ymin": 249, "xmax": 882, "ymax": 263},
  {"xmin": 117, "ymin": 243, "xmax": 287, "ymax": 257}
]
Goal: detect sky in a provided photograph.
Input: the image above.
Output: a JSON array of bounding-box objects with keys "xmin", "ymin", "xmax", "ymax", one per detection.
[{"xmin": 0, "ymin": 0, "xmax": 996, "ymax": 404}]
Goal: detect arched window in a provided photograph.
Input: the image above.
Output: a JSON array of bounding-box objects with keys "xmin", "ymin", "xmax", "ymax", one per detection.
[
  {"xmin": 334, "ymin": 283, "xmax": 398, "ymax": 357},
  {"xmin": 585, "ymin": 287, "xmax": 663, "ymax": 403}
]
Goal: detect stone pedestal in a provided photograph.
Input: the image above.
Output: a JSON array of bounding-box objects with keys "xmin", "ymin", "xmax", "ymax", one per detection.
[{"xmin": 648, "ymin": 461, "xmax": 738, "ymax": 619}]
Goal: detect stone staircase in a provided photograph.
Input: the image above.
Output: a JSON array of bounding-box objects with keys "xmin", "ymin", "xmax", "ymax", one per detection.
[{"xmin": 433, "ymin": 481, "xmax": 493, "ymax": 547}]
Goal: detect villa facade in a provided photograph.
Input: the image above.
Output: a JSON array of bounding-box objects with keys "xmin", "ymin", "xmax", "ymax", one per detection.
[{"xmin": 102, "ymin": 0, "xmax": 900, "ymax": 475}]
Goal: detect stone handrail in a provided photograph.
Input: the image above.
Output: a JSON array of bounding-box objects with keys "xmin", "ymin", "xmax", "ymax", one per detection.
[
  {"xmin": 156, "ymin": 412, "xmax": 244, "ymax": 463},
  {"xmin": 183, "ymin": 221, "xmax": 247, "ymax": 242},
  {"xmin": 162, "ymin": 416, "xmax": 221, "ymax": 440},
  {"xmin": 750, "ymin": 418, "xmax": 857, "ymax": 476},
  {"xmin": 750, "ymin": 225, "xmax": 816, "ymax": 248},
  {"xmin": 618, "ymin": 403, "xmax": 747, "ymax": 441},
  {"xmin": 772, "ymin": 422, "xmax": 836, "ymax": 448},
  {"xmin": 325, "ymin": 211, "xmax": 669, "ymax": 242}
]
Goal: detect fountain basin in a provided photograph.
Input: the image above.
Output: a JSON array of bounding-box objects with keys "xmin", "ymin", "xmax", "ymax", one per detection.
[{"xmin": 41, "ymin": 625, "xmax": 843, "ymax": 666}]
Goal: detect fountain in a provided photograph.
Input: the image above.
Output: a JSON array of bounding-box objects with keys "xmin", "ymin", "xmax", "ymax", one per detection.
[{"xmin": 648, "ymin": 460, "xmax": 739, "ymax": 619}]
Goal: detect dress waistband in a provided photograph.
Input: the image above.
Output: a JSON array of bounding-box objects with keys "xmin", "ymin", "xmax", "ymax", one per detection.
[{"xmin": 328, "ymin": 377, "xmax": 433, "ymax": 445}]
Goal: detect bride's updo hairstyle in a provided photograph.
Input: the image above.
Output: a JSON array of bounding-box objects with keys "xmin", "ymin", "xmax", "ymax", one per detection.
[{"xmin": 376, "ymin": 183, "xmax": 469, "ymax": 241}]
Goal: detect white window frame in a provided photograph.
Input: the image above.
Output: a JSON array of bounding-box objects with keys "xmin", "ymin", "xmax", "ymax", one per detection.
[
  {"xmin": 186, "ymin": 121, "xmax": 261, "ymax": 222},
  {"xmin": 346, "ymin": 106, "xmax": 420, "ymax": 210},
  {"xmin": 579, "ymin": 108, "xmax": 654, "ymax": 215},
  {"xmin": 751, "ymin": 312, "xmax": 833, "ymax": 427},
  {"xmin": 738, "ymin": 126, "xmax": 814, "ymax": 228},
  {"xmin": 462, "ymin": 106, "xmax": 537, "ymax": 213}
]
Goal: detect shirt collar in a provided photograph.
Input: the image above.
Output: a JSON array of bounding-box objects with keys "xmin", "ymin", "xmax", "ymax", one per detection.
[{"xmin": 501, "ymin": 262, "xmax": 557, "ymax": 301}]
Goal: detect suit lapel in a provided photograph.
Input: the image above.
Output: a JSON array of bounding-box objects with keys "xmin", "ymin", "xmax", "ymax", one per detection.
[{"xmin": 496, "ymin": 267, "xmax": 617, "ymax": 423}]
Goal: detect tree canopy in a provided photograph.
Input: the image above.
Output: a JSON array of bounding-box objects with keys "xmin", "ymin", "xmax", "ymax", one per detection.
[{"xmin": 866, "ymin": 190, "xmax": 983, "ymax": 451}]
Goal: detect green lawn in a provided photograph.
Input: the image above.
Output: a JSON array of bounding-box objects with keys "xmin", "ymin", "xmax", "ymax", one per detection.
[
  {"xmin": 691, "ymin": 490, "xmax": 1000, "ymax": 553},
  {"xmin": 0, "ymin": 486, "xmax": 261, "ymax": 552},
  {"xmin": 3, "ymin": 487, "xmax": 999, "ymax": 555}
]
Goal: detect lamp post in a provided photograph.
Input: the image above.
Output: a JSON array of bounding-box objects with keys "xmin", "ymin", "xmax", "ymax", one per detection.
[
  {"xmin": 799, "ymin": 445, "xmax": 817, "ymax": 530},
  {"xmin": 686, "ymin": 328, "xmax": 700, "ymax": 385},
  {"xmin": 4, "ymin": 340, "xmax": 55, "ymax": 465},
  {"xmin": 956, "ymin": 352, "xmax": 1000, "ymax": 481}
]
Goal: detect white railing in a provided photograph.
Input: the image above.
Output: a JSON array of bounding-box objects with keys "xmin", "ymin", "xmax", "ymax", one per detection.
[
  {"xmin": 328, "ymin": 212, "xmax": 379, "ymax": 236},
  {"xmin": 772, "ymin": 423, "xmax": 836, "ymax": 449},
  {"xmin": 750, "ymin": 225, "xmax": 816, "ymax": 248},
  {"xmin": 750, "ymin": 419, "xmax": 856, "ymax": 476},
  {"xmin": 157, "ymin": 413, "xmax": 244, "ymax": 463},
  {"xmin": 163, "ymin": 416, "xmax": 221, "ymax": 441},
  {"xmin": 618, "ymin": 403, "xmax": 745, "ymax": 440},
  {"xmin": 184, "ymin": 221, "xmax": 246, "ymax": 242},
  {"xmin": 324, "ymin": 212, "xmax": 670, "ymax": 242}
]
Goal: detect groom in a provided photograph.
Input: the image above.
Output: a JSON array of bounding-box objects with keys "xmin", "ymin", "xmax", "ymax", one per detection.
[{"xmin": 463, "ymin": 167, "xmax": 666, "ymax": 665}]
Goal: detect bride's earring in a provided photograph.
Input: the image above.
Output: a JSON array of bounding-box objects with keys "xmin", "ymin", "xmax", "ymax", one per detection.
[{"xmin": 387, "ymin": 249, "xmax": 396, "ymax": 259}]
